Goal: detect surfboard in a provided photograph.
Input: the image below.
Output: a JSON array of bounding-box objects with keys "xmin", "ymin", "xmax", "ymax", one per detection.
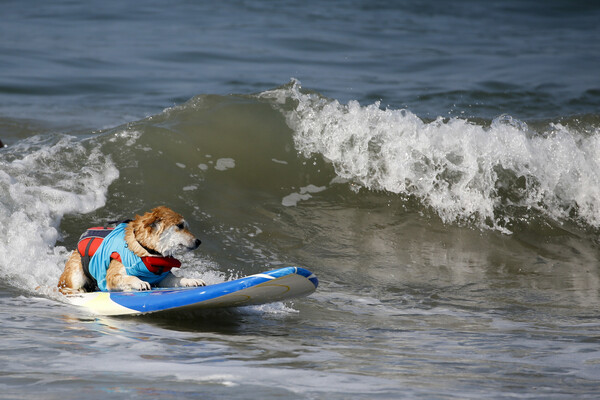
[{"xmin": 65, "ymin": 267, "xmax": 318, "ymax": 316}]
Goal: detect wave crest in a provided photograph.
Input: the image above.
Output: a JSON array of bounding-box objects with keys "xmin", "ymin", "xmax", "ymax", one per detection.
[{"xmin": 263, "ymin": 80, "xmax": 600, "ymax": 232}]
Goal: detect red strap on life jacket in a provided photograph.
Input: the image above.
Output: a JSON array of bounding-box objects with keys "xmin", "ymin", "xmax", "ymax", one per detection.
[
  {"xmin": 77, "ymin": 227, "xmax": 114, "ymax": 259},
  {"xmin": 77, "ymin": 227, "xmax": 115, "ymax": 290},
  {"xmin": 110, "ymin": 252, "xmax": 181, "ymax": 274}
]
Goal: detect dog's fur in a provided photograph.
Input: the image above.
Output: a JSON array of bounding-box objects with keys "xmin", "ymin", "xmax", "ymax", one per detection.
[{"xmin": 58, "ymin": 206, "xmax": 204, "ymax": 294}]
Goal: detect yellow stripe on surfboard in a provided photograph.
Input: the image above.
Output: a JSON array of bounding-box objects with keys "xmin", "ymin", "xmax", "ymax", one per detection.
[{"xmin": 69, "ymin": 292, "xmax": 138, "ymax": 316}]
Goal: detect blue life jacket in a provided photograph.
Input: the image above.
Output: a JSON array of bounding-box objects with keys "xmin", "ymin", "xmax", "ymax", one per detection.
[{"xmin": 78, "ymin": 223, "xmax": 179, "ymax": 291}]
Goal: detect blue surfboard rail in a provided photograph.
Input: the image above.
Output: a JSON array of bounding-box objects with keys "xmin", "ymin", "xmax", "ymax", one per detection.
[{"xmin": 66, "ymin": 267, "xmax": 318, "ymax": 316}]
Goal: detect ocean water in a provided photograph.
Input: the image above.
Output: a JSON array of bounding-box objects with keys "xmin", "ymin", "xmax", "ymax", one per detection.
[{"xmin": 1, "ymin": 1, "xmax": 600, "ymax": 399}]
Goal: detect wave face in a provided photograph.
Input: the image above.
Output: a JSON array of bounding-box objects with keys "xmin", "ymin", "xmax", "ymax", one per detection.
[{"xmin": 2, "ymin": 82, "xmax": 600, "ymax": 295}]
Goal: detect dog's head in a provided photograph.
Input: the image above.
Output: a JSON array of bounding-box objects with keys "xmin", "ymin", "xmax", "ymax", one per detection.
[{"xmin": 128, "ymin": 206, "xmax": 201, "ymax": 257}]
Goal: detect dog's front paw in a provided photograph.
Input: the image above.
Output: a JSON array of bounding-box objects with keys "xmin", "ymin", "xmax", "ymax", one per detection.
[
  {"xmin": 122, "ymin": 276, "xmax": 151, "ymax": 291},
  {"xmin": 180, "ymin": 278, "xmax": 206, "ymax": 287}
]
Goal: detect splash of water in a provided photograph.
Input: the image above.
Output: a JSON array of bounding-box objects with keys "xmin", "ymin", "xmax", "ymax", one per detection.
[
  {"xmin": 0, "ymin": 134, "xmax": 118, "ymax": 293},
  {"xmin": 262, "ymin": 80, "xmax": 600, "ymax": 232}
]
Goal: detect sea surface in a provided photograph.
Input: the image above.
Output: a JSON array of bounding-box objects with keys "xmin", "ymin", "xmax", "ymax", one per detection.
[{"xmin": 1, "ymin": 1, "xmax": 600, "ymax": 399}]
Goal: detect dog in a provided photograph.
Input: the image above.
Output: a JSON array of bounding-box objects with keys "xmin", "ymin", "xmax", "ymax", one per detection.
[{"xmin": 58, "ymin": 206, "xmax": 205, "ymax": 294}]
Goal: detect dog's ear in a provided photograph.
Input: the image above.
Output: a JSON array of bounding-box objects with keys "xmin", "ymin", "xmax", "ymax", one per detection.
[
  {"xmin": 143, "ymin": 207, "xmax": 167, "ymax": 232},
  {"xmin": 148, "ymin": 218, "xmax": 161, "ymax": 231}
]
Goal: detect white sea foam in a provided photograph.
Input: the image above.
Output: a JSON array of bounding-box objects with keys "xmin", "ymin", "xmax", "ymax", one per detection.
[
  {"xmin": 282, "ymin": 184, "xmax": 327, "ymax": 207},
  {"xmin": 0, "ymin": 135, "xmax": 119, "ymax": 293},
  {"xmin": 263, "ymin": 80, "xmax": 600, "ymax": 231},
  {"xmin": 108, "ymin": 129, "xmax": 142, "ymax": 146},
  {"xmin": 282, "ymin": 192, "xmax": 312, "ymax": 207},
  {"xmin": 215, "ymin": 157, "xmax": 236, "ymax": 171}
]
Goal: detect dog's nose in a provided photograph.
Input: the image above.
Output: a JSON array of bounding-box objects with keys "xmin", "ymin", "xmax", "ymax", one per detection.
[{"xmin": 194, "ymin": 239, "xmax": 201, "ymax": 248}]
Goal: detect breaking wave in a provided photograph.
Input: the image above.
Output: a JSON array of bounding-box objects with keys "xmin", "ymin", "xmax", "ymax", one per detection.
[{"xmin": 262, "ymin": 80, "xmax": 600, "ymax": 233}]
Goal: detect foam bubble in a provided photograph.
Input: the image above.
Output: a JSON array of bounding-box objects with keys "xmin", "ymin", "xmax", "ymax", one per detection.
[
  {"xmin": 215, "ymin": 158, "xmax": 236, "ymax": 171},
  {"xmin": 282, "ymin": 192, "xmax": 312, "ymax": 207},
  {"xmin": 108, "ymin": 129, "xmax": 142, "ymax": 146},
  {"xmin": 282, "ymin": 184, "xmax": 327, "ymax": 207}
]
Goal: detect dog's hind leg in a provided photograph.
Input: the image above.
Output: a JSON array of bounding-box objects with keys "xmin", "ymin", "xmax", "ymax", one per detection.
[{"xmin": 58, "ymin": 251, "xmax": 89, "ymax": 294}]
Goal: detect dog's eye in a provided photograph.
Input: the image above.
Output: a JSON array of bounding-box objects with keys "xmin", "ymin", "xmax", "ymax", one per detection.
[{"xmin": 177, "ymin": 222, "xmax": 185, "ymax": 230}]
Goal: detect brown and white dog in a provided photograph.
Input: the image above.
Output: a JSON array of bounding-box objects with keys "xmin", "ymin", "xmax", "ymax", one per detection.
[{"xmin": 58, "ymin": 206, "xmax": 205, "ymax": 294}]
